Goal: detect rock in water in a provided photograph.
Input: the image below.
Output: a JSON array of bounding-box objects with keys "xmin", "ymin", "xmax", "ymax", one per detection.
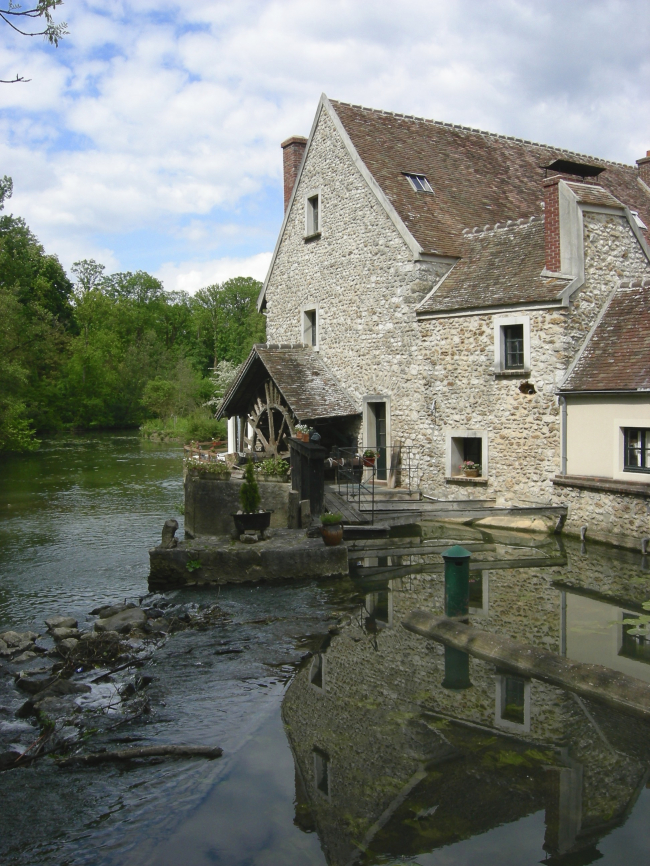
[
  {"xmin": 50, "ymin": 627, "xmax": 81, "ymax": 641},
  {"xmin": 95, "ymin": 608, "xmax": 147, "ymax": 634},
  {"xmin": 90, "ymin": 602, "xmax": 135, "ymax": 618},
  {"xmin": 57, "ymin": 638, "xmax": 79, "ymax": 655},
  {"xmin": 45, "ymin": 616, "xmax": 78, "ymax": 631}
]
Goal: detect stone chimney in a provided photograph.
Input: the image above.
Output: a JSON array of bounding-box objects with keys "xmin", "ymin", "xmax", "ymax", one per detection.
[
  {"xmin": 543, "ymin": 175, "xmax": 563, "ymax": 273},
  {"xmin": 637, "ymin": 150, "xmax": 650, "ymax": 187},
  {"xmin": 281, "ymin": 136, "xmax": 307, "ymax": 212}
]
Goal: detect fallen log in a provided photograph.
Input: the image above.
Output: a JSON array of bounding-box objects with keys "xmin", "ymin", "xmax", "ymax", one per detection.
[
  {"xmin": 57, "ymin": 744, "xmax": 223, "ymax": 768},
  {"xmin": 402, "ymin": 610, "xmax": 650, "ymax": 723}
]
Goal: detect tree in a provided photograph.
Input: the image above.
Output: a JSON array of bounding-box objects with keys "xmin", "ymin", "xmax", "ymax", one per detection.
[
  {"xmin": 0, "ymin": 177, "xmax": 73, "ymax": 448},
  {"xmin": 192, "ymin": 277, "xmax": 265, "ymax": 372},
  {"xmin": 1, "ymin": 1, "xmax": 68, "ymax": 83}
]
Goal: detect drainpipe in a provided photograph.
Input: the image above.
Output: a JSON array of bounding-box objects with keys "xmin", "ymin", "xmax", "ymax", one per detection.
[{"xmin": 558, "ymin": 396, "xmax": 567, "ymax": 475}]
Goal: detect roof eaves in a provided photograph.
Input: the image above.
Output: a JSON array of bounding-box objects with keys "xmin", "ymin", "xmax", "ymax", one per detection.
[
  {"xmin": 215, "ymin": 346, "xmax": 260, "ymax": 420},
  {"xmin": 257, "ymin": 99, "xmax": 326, "ymax": 312},
  {"xmin": 323, "ymin": 95, "xmax": 423, "ymax": 260},
  {"xmin": 558, "ymin": 285, "xmax": 622, "ymax": 392}
]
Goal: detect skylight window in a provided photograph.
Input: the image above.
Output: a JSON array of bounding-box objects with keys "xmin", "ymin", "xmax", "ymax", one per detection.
[{"xmin": 404, "ymin": 173, "xmax": 433, "ymax": 193}]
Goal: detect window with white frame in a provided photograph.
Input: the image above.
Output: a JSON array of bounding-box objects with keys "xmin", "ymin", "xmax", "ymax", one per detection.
[
  {"xmin": 403, "ymin": 172, "xmax": 433, "ymax": 193},
  {"xmin": 493, "ymin": 315, "xmax": 530, "ymax": 374},
  {"xmin": 302, "ymin": 306, "xmax": 318, "ymax": 348},
  {"xmin": 305, "ymin": 192, "xmax": 320, "ymax": 236},
  {"xmin": 623, "ymin": 428, "xmax": 650, "ymax": 474},
  {"xmin": 445, "ymin": 429, "xmax": 488, "ymax": 478},
  {"xmin": 313, "ymin": 747, "xmax": 330, "ymax": 797},
  {"xmin": 495, "ymin": 673, "xmax": 531, "ymax": 732},
  {"xmin": 309, "ymin": 653, "xmax": 325, "ymax": 690}
]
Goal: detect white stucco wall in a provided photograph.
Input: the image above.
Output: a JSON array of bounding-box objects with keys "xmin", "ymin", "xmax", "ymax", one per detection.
[{"xmin": 565, "ymin": 394, "xmax": 650, "ymax": 481}]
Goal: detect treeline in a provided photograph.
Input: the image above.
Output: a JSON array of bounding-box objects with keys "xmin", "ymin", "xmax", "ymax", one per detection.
[{"xmin": 0, "ymin": 179, "xmax": 265, "ymax": 451}]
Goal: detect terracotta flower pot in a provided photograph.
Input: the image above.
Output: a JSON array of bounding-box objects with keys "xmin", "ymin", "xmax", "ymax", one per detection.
[
  {"xmin": 321, "ymin": 524, "xmax": 344, "ymax": 546},
  {"xmin": 362, "ymin": 457, "xmax": 376, "ymax": 467}
]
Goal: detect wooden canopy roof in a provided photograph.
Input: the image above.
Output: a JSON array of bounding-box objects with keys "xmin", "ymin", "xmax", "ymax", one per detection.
[{"xmin": 216, "ymin": 344, "xmax": 359, "ymax": 422}]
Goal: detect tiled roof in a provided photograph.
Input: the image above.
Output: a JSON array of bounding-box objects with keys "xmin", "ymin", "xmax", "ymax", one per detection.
[
  {"xmin": 561, "ymin": 278, "xmax": 650, "ymax": 392},
  {"xmin": 216, "ymin": 344, "xmax": 359, "ymax": 421},
  {"xmin": 330, "ymin": 100, "xmax": 650, "ymax": 257},
  {"xmin": 417, "ymin": 218, "xmax": 571, "ymax": 315},
  {"xmin": 564, "ymin": 182, "xmax": 624, "ymax": 209}
]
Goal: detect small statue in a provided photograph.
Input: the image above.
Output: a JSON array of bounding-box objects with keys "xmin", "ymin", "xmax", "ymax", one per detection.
[{"xmin": 160, "ymin": 519, "xmax": 179, "ymax": 549}]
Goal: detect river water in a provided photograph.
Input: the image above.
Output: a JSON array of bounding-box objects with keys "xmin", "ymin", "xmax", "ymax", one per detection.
[{"xmin": 1, "ymin": 433, "xmax": 650, "ymax": 865}]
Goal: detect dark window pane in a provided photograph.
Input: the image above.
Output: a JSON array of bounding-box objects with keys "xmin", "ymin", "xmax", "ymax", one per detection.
[
  {"xmin": 463, "ymin": 438, "xmax": 482, "ymax": 466},
  {"xmin": 624, "ymin": 428, "xmax": 650, "ymax": 472},
  {"xmin": 503, "ymin": 325, "xmax": 524, "ymax": 369},
  {"xmin": 502, "ymin": 676, "xmax": 525, "ymax": 724}
]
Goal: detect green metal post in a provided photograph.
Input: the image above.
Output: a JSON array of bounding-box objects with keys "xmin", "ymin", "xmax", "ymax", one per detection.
[
  {"xmin": 442, "ymin": 544, "xmax": 471, "ymax": 617},
  {"xmin": 441, "ymin": 545, "xmax": 472, "ymax": 689},
  {"xmin": 442, "ymin": 646, "xmax": 472, "ymax": 689}
]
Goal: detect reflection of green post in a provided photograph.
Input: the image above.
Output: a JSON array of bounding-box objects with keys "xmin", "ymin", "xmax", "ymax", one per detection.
[
  {"xmin": 442, "ymin": 545, "xmax": 471, "ymax": 617},
  {"xmin": 441, "ymin": 545, "xmax": 472, "ymax": 689},
  {"xmin": 442, "ymin": 646, "xmax": 471, "ymax": 689}
]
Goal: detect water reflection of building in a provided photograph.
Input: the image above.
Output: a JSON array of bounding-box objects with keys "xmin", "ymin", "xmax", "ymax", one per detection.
[{"xmin": 282, "ymin": 533, "xmax": 650, "ymax": 865}]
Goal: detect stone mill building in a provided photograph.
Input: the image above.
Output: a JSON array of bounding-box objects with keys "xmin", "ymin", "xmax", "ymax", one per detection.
[{"xmin": 219, "ymin": 94, "xmax": 650, "ymax": 547}]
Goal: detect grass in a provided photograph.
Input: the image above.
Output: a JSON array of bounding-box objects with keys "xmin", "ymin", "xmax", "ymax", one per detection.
[{"xmin": 140, "ymin": 409, "xmax": 227, "ymax": 444}]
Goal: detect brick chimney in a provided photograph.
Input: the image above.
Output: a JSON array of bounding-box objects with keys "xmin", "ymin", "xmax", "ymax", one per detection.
[
  {"xmin": 281, "ymin": 136, "xmax": 307, "ymax": 212},
  {"xmin": 543, "ymin": 175, "xmax": 563, "ymax": 273},
  {"xmin": 637, "ymin": 150, "xmax": 650, "ymax": 186}
]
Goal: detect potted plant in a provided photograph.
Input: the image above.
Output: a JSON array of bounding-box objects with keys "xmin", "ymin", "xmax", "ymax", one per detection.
[
  {"xmin": 320, "ymin": 512, "xmax": 344, "ymax": 546},
  {"xmin": 232, "ymin": 458, "xmax": 272, "ymax": 534},
  {"xmin": 295, "ymin": 423, "xmax": 310, "ymax": 442},
  {"xmin": 362, "ymin": 449, "xmax": 377, "ymax": 467},
  {"xmin": 257, "ymin": 456, "xmax": 290, "ymax": 482},
  {"xmin": 184, "ymin": 456, "xmax": 231, "ymax": 480},
  {"xmin": 460, "ymin": 460, "xmax": 481, "ymax": 477}
]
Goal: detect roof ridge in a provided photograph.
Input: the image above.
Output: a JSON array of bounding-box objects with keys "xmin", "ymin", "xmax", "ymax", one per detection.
[
  {"xmin": 619, "ymin": 276, "xmax": 650, "ymax": 289},
  {"xmin": 461, "ymin": 215, "xmax": 539, "ymax": 237},
  {"xmin": 330, "ymin": 99, "xmax": 634, "ymax": 169}
]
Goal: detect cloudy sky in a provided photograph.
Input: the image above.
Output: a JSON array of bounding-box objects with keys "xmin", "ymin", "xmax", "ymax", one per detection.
[{"xmin": 0, "ymin": 0, "xmax": 648, "ymax": 292}]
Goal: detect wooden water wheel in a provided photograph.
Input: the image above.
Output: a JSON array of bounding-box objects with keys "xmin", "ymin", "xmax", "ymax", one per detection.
[{"xmin": 244, "ymin": 381, "xmax": 297, "ymax": 457}]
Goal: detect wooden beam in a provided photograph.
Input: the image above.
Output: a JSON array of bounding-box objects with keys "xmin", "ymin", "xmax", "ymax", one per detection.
[{"xmin": 402, "ymin": 611, "xmax": 650, "ymax": 722}]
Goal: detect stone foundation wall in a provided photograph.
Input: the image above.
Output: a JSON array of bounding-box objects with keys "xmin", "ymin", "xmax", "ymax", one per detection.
[
  {"xmin": 184, "ymin": 475, "xmax": 292, "ymax": 537},
  {"xmin": 552, "ymin": 482, "xmax": 650, "ymax": 550}
]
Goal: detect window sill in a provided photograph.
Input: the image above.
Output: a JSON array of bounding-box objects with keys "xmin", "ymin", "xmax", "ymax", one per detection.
[
  {"xmin": 445, "ymin": 475, "xmax": 488, "ymax": 485},
  {"xmin": 552, "ymin": 474, "xmax": 650, "ymax": 497},
  {"xmin": 494, "ymin": 369, "xmax": 531, "ymax": 379},
  {"xmin": 304, "ymin": 231, "xmax": 321, "ymax": 243}
]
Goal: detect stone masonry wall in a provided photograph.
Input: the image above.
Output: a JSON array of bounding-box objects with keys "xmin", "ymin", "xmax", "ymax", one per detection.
[
  {"xmin": 418, "ymin": 212, "xmax": 650, "ymax": 505},
  {"xmin": 266, "ymin": 108, "xmax": 650, "ymax": 536},
  {"xmin": 265, "ymin": 107, "xmax": 448, "ymax": 454}
]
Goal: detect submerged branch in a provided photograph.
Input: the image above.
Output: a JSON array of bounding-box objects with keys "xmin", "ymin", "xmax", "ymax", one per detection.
[{"xmin": 57, "ymin": 745, "xmax": 223, "ymax": 768}]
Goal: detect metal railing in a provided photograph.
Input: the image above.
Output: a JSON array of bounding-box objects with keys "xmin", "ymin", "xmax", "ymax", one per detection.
[{"xmin": 332, "ymin": 445, "xmax": 418, "ymax": 524}]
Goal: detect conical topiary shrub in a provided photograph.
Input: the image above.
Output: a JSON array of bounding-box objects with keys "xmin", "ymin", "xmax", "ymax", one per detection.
[{"xmin": 240, "ymin": 458, "xmax": 261, "ymax": 514}]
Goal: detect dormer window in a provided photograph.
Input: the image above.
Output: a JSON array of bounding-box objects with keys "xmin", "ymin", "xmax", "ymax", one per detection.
[{"xmin": 404, "ymin": 173, "xmax": 433, "ymax": 193}]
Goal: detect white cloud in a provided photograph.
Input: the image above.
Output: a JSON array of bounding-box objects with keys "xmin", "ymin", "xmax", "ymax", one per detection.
[
  {"xmin": 0, "ymin": 0, "xmax": 647, "ymax": 275},
  {"xmin": 156, "ymin": 251, "xmax": 272, "ymax": 294}
]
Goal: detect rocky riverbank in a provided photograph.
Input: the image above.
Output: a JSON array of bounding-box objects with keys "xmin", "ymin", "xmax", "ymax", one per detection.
[{"xmin": 0, "ymin": 596, "xmax": 228, "ymax": 772}]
